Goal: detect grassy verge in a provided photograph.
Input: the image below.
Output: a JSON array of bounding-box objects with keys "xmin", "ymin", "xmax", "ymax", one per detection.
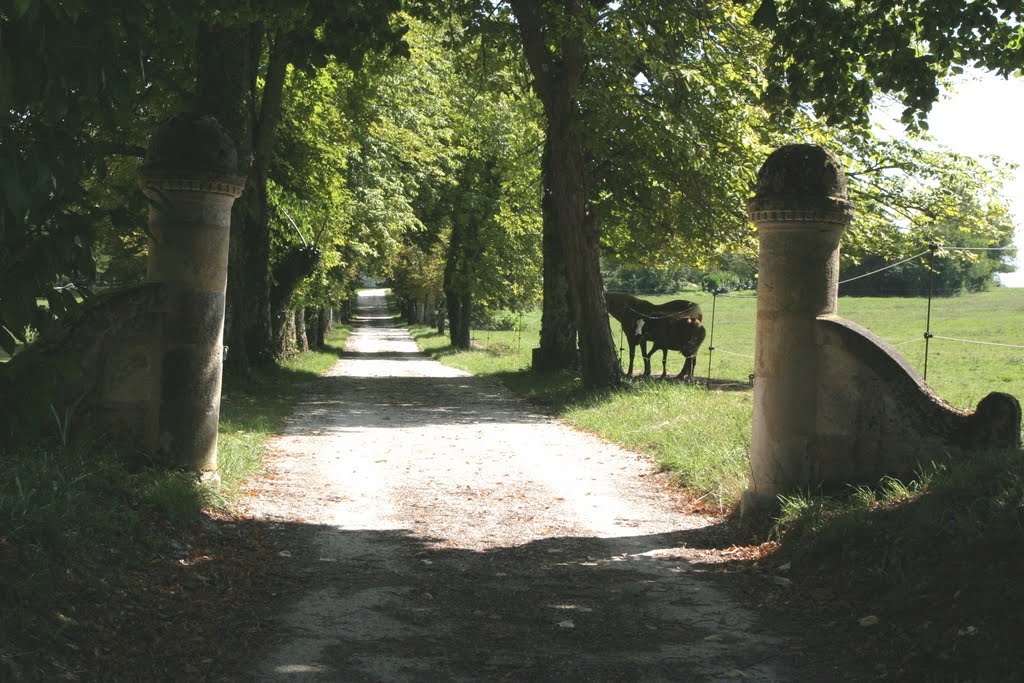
[
  {"xmin": 217, "ymin": 324, "xmax": 351, "ymax": 502},
  {"xmin": 0, "ymin": 323, "xmax": 350, "ymax": 676}
]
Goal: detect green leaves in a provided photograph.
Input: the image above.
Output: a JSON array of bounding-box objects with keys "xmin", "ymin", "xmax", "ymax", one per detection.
[
  {"xmin": 11, "ymin": 0, "xmax": 35, "ymax": 18},
  {"xmin": 757, "ymin": 0, "xmax": 1024, "ymax": 128},
  {"xmin": 580, "ymin": 1, "xmax": 767, "ymax": 266},
  {"xmin": 0, "ymin": 0, "xmax": 171, "ymax": 354}
]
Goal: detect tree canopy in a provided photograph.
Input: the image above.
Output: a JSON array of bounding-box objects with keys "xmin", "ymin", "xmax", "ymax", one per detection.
[
  {"xmin": 1, "ymin": 0, "xmax": 1020, "ymax": 392},
  {"xmin": 753, "ymin": 0, "xmax": 1024, "ymax": 128}
]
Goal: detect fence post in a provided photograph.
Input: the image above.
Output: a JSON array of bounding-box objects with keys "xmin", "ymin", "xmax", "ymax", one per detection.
[
  {"xmin": 517, "ymin": 312, "xmax": 523, "ymax": 355},
  {"xmin": 923, "ymin": 243, "xmax": 938, "ymax": 381},
  {"xmin": 705, "ymin": 291, "xmax": 719, "ymax": 387}
]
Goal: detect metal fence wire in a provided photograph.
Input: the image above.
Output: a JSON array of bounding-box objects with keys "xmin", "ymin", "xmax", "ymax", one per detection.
[
  {"xmin": 617, "ymin": 244, "xmax": 1021, "ymax": 388},
  {"xmin": 838, "ymin": 244, "xmax": 1019, "ymax": 383}
]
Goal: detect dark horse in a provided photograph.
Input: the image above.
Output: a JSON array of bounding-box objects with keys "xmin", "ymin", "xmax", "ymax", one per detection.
[{"xmin": 605, "ymin": 292, "xmax": 702, "ymax": 376}]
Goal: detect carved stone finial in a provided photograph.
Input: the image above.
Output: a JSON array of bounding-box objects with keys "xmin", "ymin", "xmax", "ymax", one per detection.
[
  {"xmin": 139, "ymin": 113, "xmax": 245, "ymax": 198},
  {"xmin": 755, "ymin": 144, "xmax": 847, "ymax": 200},
  {"xmin": 746, "ymin": 143, "xmax": 854, "ymax": 226},
  {"xmin": 143, "ymin": 112, "xmax": 239, "ymax": 173},
  {"xmin": 962, "ymin": 392, "xmax": 1022, "ymax": 451}
]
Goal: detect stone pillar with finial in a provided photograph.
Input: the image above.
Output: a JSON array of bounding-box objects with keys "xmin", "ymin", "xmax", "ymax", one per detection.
[
  {"xmin": 138, "ymin": 113, "xmax": 245, "ymax": 471},
  {"xmin": 743, "ymin": 144, "xmax": 855, "ymax": 512},
  {"xmin": 742, "ymin": 144, "xmax": 1020, "ymax": 515}
]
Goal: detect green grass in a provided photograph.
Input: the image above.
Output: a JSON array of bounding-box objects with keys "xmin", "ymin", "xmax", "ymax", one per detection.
[
  {"xmin": 565, "ymin": 383, "xmax": 754, "ymax": 510},
  {"xmin": 840, "ymin": 289, "xmax": 1024, "ymax": 409},
  {"xmin": 415, "ymin": 288, "xmax": 1024, "ymax": 410},
  {"xmin": 409, "ymin": 288, "xmax": 1024, "ymax": 506},
  {"xmin": 640, "ymin": 288, "xmax": 1024, "ymax": 410},
  {"xmin": 774, "ymin": 448, "xmax": 1024, "ymax": 556}
]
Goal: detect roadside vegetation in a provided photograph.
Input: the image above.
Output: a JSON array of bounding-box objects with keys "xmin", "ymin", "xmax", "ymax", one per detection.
[
  {"xmin": 770, "ymin": 448, "xmax": 1024, "ymax": 679},
  {"xmin": 0, "ymin": 324, "xmax": 350, "ymax": 677}
]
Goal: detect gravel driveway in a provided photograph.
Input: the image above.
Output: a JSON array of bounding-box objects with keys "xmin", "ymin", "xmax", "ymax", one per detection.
[{"xmin": 239, "ymin": 289, "xmax": 821, "ymax": 682}]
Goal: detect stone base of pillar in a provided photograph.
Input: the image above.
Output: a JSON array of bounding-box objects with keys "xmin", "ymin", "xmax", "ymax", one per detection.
[{"xmin": 740, "ymin": 489, "xmax": 781, "ymax": 518}]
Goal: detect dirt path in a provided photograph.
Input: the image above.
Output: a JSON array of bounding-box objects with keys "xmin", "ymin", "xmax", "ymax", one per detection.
[{"xmin": 238, "ymin": 290, "xmax": 824, "ymax": 682}]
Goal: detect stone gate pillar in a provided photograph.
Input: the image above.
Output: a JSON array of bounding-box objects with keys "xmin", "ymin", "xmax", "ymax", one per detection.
[
  {"xmin": 743, "ymin": 144, "xmax": 855, "ymax": 511},
  {"xmin": 138, "ymin": 113, "xmax": 245, "ymax": 470}
]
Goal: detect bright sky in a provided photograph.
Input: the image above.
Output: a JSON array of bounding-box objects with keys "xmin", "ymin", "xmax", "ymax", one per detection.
[{"xmin": 924, "ymin": 69, "xmax": 1024, "ymax": 287}]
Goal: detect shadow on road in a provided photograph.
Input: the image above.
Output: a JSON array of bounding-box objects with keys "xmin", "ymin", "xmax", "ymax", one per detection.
[
  {"xmin": 157, "ymin": 516, "xmax": 849, "ymax": 681},
  {"xmin": 283, "ymin": 374, "xmax": 552, "ymax": 432}
]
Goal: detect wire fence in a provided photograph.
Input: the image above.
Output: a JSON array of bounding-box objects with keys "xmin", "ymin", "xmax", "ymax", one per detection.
[
  {"xmin": 463, "ymin": 246, "xmax": 1020, "ymax": 404},
  {"xmin": 607, "ymin": 244, "xmax": 1022, "ymax": 400}
]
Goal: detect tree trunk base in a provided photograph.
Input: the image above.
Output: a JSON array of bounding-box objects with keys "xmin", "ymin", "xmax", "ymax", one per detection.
[{"xmin": 531, "ymin": 346, "xmax": 578, "ymax": 373}]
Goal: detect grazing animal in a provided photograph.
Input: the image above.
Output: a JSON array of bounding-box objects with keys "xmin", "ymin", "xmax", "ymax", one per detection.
[
  {"xmin": 605, "ymin": 292, "xmax": 702, "ymax": 376},
  {"xmin": 635, "ymin": 314, "xmax": 707, "ymax": 381}
]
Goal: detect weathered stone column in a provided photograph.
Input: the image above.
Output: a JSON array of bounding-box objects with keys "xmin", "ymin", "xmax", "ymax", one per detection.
[
  {"xmin": 138, "ymin": 113, "xmax": 245, "ymax": 470},
  {"xmin": 744, "ymin": 145, "xmax": 855, "ymax": 511}
]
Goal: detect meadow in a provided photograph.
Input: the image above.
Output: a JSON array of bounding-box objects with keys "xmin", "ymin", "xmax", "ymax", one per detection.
[{"xmin": 410, "ymin": 287, "xmax": 1024, "ymax": 506}]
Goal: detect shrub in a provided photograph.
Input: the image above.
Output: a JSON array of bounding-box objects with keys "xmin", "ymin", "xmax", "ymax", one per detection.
[
  {"xmin": 472, "ymin": 309, "xmax": 519, "ymax": 331},
  {"xmin": 701, "ymin": 270, "xmax": 753, "ymax": 294}
]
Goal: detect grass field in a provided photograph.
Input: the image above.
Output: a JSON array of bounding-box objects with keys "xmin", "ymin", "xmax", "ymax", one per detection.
[
  {"xmin": 630, "ymin": 288, "xmax": 1024, "ymax": 410},
  {"xmin": 448, "ymin": 288, "xmax": 1024, "ymax": 409},
  {"xmin": 411, "ymin": 287, "xmax": 1024, "ymax": 505}
]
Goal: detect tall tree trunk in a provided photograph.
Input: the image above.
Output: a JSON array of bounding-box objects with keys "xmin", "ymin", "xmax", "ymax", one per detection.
[
  {"xmin": 269, "ymin": 248, "xmax": 317, "ymax": 360},
  {"xmin": 443, "ymin": 156, "xmax": 499, "ymax": 350},
  {"xmin": 510, "ymin": 1, "xmax": 619, "ymax": 389},
  {"xmin": 316, "ymin": 307, "xmax": 328, "ymax": 347},
  {"xmin": 533, "ymin": 137, "xmax": 578, "ymax": 372},
  {"xmin": 197, "ymin": 24, "xmax": 289, "ymax": 372},
  {"xmin": 294, "ymin": 308, "xmax": 308, "ymax": 352},
  {"xmin": 195, "ymin": 22, "xmax": 253, "ymax": 375},
  {"xmin": 240, "ymin": 29, "xmax": 290, "ymax": 366},
  {"xmin": 436, "ymin": 300, "xmax": 446, "ymax": 335},
  {"xmin": 277, "ymin": 307, "xmax": 297, "ymax": 358},
  {"xmin": 444, "ymin": 232, "xmax": 471, "ymax": 349},
  {"xmin": 304, "ymin": 307, "xmax": 320, "ymax": 350},
  {"xmin": 425, "ymin": 292, "xmax": 436, "ymax": 327}
]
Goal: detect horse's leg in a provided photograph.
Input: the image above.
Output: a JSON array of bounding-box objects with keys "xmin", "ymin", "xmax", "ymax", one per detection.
[
  {"xmin": 661, "ymin": 348, "xmax": 668, "ymax": 379},
  {"xmin": 640, "ymin": 346, "xmax": 654, "ymax": 377},
  {"xmin": 627, "ymin": 339, "xmax": 635, "ymax": 375},
  {"xmin": 678, "ymin": 355, "xmax": 693, "ymax": 382}
]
